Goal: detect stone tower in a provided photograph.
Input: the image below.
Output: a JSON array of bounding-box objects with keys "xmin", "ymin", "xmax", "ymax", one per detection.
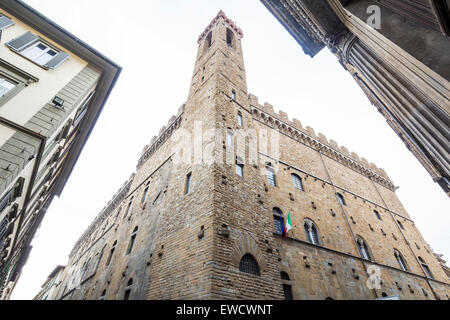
[{"xmin": 37, "ymin": 11, "xmax": 449, "ymax": 300}]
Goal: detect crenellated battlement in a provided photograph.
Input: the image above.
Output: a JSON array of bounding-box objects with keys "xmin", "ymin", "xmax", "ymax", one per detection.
[
  {"xmin": 69, "ymin": 174, "xmax": 135, "ymax": 258},
  {"xmin": 197, "ymin": 10, "xmax": 243, "ymax": 44},
  {"xmin": 248, "ymin": 93, "xmax": 395, "ymax": 190},
  {"xmin": 137, "ymin": 104, "xmax": 185, "ymax": 168}
]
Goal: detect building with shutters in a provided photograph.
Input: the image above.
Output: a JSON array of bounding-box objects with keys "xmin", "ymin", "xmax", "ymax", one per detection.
[
  {"xmin": 0, "ymin": 0, "xmax": 120, "ymax": 299},
  {"xmin": 259, "ymin": 0, "xmax": 450, "ymax": 196},
  {"xmin": 37, "ymin": 10, "xmax": 449, "ymax": 300}
]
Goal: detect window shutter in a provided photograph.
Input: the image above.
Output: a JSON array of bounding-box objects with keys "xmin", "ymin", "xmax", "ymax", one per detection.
[
  {"xmin": 0, "ymin": 16, "xmax": 15, "ymax": 30},
  {"xmin": 5, "ymin": 31, "xmax": 39, "ymax": 52},
  {"xmin": 43, "ymin": 51, "xmax": 70, "ymax": 69}
]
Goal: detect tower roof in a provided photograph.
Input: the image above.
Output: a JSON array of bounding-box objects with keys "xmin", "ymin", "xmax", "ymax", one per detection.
[{"xmin": 197, "ymin": 10, "xmax": 243, "ymax": 44}]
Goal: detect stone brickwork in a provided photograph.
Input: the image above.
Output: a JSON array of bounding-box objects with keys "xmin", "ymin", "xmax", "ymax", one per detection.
[{"xmin": 40, "ymin": 11, "xmax": 450, "ymax": 300}]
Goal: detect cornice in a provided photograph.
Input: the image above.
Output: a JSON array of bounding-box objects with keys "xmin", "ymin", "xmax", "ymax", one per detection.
[{"xmin": 250, "ymin": 104, "xmax": 396, "ymax": 191}]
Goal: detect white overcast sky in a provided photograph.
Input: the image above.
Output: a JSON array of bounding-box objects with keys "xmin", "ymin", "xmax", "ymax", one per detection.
[{"xmin": 11, "ymin": 0, "xmax": 449, "ymax": 299}]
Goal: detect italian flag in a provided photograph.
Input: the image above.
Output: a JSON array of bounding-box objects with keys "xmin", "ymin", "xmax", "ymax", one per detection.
[{"xmin": 284, "ymin": 211, "xmax": 292, "ymax": 237}]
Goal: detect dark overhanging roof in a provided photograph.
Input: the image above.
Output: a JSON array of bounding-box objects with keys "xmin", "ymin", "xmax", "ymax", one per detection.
[
  {"xmin": 0, "ymin": 0, "xmax": 122, "ymax": 196},
  {"xmin": 259, "ymin": 0, "xmax": 325, "ymax": 57}
]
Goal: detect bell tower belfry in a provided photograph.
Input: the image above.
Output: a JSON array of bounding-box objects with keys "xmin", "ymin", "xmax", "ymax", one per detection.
[{"xmin": 188, "ymin": 10, "xmax": 247, "ymax": 102}]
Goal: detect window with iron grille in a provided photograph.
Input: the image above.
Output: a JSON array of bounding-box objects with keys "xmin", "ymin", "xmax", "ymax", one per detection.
[
  {"xmin": 266, "ymin": 166, "xmax": 276, "ymax": 187},
  {"xmin": 291, "ymin": 173, "xmax": 303, "ymax": 191},
  {"xmin": 239, "ymin": 254, "xmax": 260, "ymax": 276},
  {"xmin": 283, "ymin": 284, "xmax": 293, "ymax": 300}
]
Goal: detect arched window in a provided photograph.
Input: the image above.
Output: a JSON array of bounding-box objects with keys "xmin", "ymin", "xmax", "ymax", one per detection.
[
  {"xmin": 226, "ymin": 28, "xmax": 234, "ymax": 48},
  {"xmin": 266, "ymin": 165, "xmax": 276, "ymax": 187},
  {"xmin": 291, "ymin": 173, "xmax": 303, "ymax": 191},
  {"xmin": 99, "ymin": 289, "xmax": 106, "ymax": 300},
  {"xmin": 418, "ymin": 257, "xmax": 434, "ymax": 279},
  {"xmin": 127, "ymin": 227, "xmax": 138, "ymax": 254},
  {"xmin": 303, "ymin": 219, "xmax": 319, "ymax": 245},
  {"xmin": 106, "ymin": 240, "xmax": 117, "ymax": 266},
  {"xmin": 397, "ymin": 220, "xmax": 405, "ymax": 230},
  {"xmin": 273, "ymin": 207, "xmax": 284, "ymax": 235},
  {"xmin": 356, "ymin": 236, "xmax": 372, "ymax": 260},
  {"xmin": 280, "ymin": 271, "xmax": 293, "ymax": 299},
  {"xmin": 374, "ymin": 210, "xmax": 382, "ymax": 220},
  {"xmin": 325, "ymin": 297, "xmax": 334, "ymax": 300},
  {"xmin": 336, "ymin": 192, "xmax": 346, "ymax": 206},
  {"xmin": 394, "ymin": 249, "xmax": 408, "ymax": 271},
  {"xmin": 239, "ymin": 254, "xmax": 260, "ymax": 276},
  {"xmin": 123, "ymin": 278, "xmax": 133, "ymax": 300},
  {"xmin": 280, "ymin": 271, "xmax": 290, "ymax": 280}
]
